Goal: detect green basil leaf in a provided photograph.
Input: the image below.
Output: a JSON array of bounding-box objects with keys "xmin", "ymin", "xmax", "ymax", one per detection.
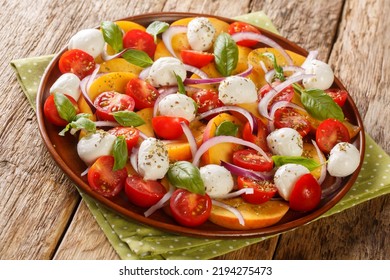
[
  {"xmin": 213, "ymin": 32, "xmax": 238, "ymax": 77},
  {"xmin": 112, "ymin": 136, "xmax": 128, "ymax": 171},
  {"xmin": 53, "ymin": 93, "xmax": 77, "ymax": 123},
  {"xmin": 146, "ymin": 21, "xmax": 169, "ymax": 43},
  {"xmin": 101, "ymin": 21, "xmax": 123, "ymax": 53},
  {"xmin": 122, "ymin": 49, "xmax": 154, "ymax": 68},
  {"xmin": 167, "ymin": 161, "xmax": 205, "ymax": 195},
  {"xmin": 59, "ymin": 115, "xmax": 96, "ymax": 136},
  {"xmin": 272, "ymin": 155, "xmax": 321, "ymax": 171},
  {"xmin": 112, "ymin": 111, "xmax": 145, "ymax": 127},
  {"xmin": 262, "ymin": 52, "xmax": 285, "ymax": 81},
  {"xmin": 215, "ymin": 121, "xmax": 239, "ymax": 137},
  {"xmin": 174, "ymin": 72, "xmax": 186, "ymax": 94}
]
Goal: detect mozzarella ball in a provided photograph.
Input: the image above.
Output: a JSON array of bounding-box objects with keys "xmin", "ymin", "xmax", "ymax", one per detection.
[
  {"xmin": 77, "ymin": 131, "xmax": 116, "ymax": 166},
  {"xmin": 158, "ymin": 93, "xmax": 197, "ymax": 122},
  {"xmin": 147, "ymin": 57, "xmax": 187, "ymax": 87},
  {"xmin": 50, "ymin": 73, "xmax": 81, "ymax": 101},
  {"xmin": 187, "ymin": 17, "xmax": 216, "ymax": 51},
  {"xmin": 302, "ymin": 59, "xmax": 334, "ymax": 90},
  {"xmin": 68, "ymin": 29, "xmax": 105, "ymax": 58},
  {"xmin": 267, "ymin": 128, "xmax": 303, "ymax": 156},
  {"xmin": 218, "ymin": 76, "xmax": 258, "ymax": 104},
  {"xmin": 274, "ymin": 164, "xmax": 310, "ymax": 200},
  {"xmin": 200, "ymin": 164, "xmax": 234, "ymax": 198},
  {"xmin": 327, "ymin": 142, "xmax": 360, "ymax": 177},
  {"xmin": 137, "ymin": 138, "xmax": 169, "ymax": 181}
]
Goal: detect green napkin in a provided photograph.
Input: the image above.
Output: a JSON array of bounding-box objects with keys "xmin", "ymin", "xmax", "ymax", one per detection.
[{"xmin": 10, "ymin": 11, "xmax": 390, "ymax": 260}]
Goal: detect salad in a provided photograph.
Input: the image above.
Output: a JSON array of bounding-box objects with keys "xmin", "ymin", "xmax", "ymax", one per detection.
[{"xmin": 43, "ymin": 16, "xmax": 362, "ymax": 230}]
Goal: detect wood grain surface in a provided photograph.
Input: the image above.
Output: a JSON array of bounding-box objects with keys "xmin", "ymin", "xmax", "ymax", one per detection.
[{"xmin": 0, "ymin": 0, "xmax": 389, "ymax": 260}]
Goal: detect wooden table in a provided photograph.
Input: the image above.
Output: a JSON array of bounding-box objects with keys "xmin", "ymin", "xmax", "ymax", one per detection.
[{"xmin": 1, "ymin": 0, "xmax": 389, "ymax": 260}]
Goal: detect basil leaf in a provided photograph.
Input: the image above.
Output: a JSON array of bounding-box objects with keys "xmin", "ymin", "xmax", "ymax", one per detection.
[
  {"xmin": 122, "ymin": 49, "xmax": 154, "ymax": 68},
  {"xmin": 174, "ymin": 72, "xmax": 186, "ymax": 94},
  {"xmin": 272, "ymin": 155, "xmax": 321, "ymax": 171},
  {"xmin": 262, "ymin": 52, "xmax": 285, "ymax": 81},
  {"xmin": 167, "ymin": 161, "xmax": 205, "ymax": 195},
  {"xmin": 59, "ymin": 116, "xmax": 96, "ymax": 136},
  {"xmin": 215, "ymin": 121, "xmax": 239, "ymax": 137},
  {"xmin": 112, "ymin": 111, "xmax": 145, "ymax": 127},
  {"xmin": 53, "ymin": 93, "xmax": 77, "ymax": 123},
  {"xmin": 112, "ymin": 136, "xmax": 128, "ymax": 171},
  {"xmin": 146, "ymin": 21, "xmax": 169, "ymax": 43},
  {"xmin": 213, "ymin": 32, "xmax": 238, "ymax": 77},
  {"xmin": 101, "ymin": 21, "xmax": 123, "ymax": 53}
]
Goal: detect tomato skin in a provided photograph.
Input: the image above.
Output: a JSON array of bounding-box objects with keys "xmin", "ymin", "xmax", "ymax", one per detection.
[
  {"xmin": 237, "ymin": 176, "xmax": 277, "ymax": 204},
  {"xmin": 125, "ymin": 175, "xmax": 167, "ymax": 208},
  {"xmin": 228, "ymin": 22, "xmax": 261, "ymax": 47},
  {"xmin": 191, "ymin": 89, "xmax": 224, "ymax": 115},
  {"xmin": 180, "ymin": 50, "xmax": 214, "ymax": 68},
  {"xmin": 125, "ymin": 78, "xmax": 159, "ymax": 110},
  {"xmin": 274, "ymin": 107, "xmax": 311, "ymax": 137},
  {"xmin": 325, "ymin": 89, "xmax": 348, "ymax": 107},
  {"xmin": 259, "ymin": 83, "xmax": 294, "ymax": 110},
  {"xmin": 242, "ymin": 118, "xmax": 270, "ymax": 152},
  {"xmin": 232, "ymin": 149, "xmax": 274, "ymax": 172},
  {"xmin": 58, "ymin": 49, "xmax": 96, "ymax": 79},
  {"xmin": 94, "ymin": 91, "xmax": 135, "ymax": 121},
  {"xmin": 316, "ymin": 118, "xmax": 350, "ymax": 153},
  {"xmin": 43, "ymin": 94, "xmax": 79, "ymax": 126},
  {"xmin": 123, "ymin": 29, "xmax": 157, "ymax": 58},
  {"xmin": 108, "ymin": 127, "xmax": 140, "ymax": 154},
  {"xmin": 152, "ymin": 116, "xmax": 189, "ymax": 140},
  {"xmin": 170, "ymin": 189, "xmax": 212, "ymax": 227},
  {"xmin": 87, "ymin": 155, "xmax": 128, "ymax": 197},
  {"xmin": 289, "ymin": 173, "xmax": 322, "ymax": 212}
]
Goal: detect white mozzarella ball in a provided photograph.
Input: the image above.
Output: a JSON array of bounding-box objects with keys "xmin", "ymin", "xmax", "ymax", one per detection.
[
  {"xmin": 187, "ymin": 17, "xmax": 216, "ymax": 51},
  {"xmin": 158, "ymin": 93, "xmax": 197, "ymax": 122},
  {"xmin": 50, "ymin": 73, "xmax": 81, "ymax": 101},
  {"xmin": 200, "ymin": 164, "xmax": 234, "ymax": 198},
  {"xmin": 147, "ymin": 57, "xmax": 187, "ymax": 87},
  {"xmin": 274, "ymin": 164, "xmax": 310, "ymax": 200},
  {"xmin": 267, "ymin": 128, "xmax": 303, "ymax": 156},
  {"xmin": 68, "ymin": 29, "xmax": 105, "ymax": 58},
  {"xmin": 137, "ymin": 138, "xmax": 169, "ymax": 181},
  {"xmin": 77, "ymin": 131, "xmax": 116, "ymax": 166},
  {"xmin": 327, "ymin": 142, "xmax": 360, "ymax": 177},
  {"xmin": 302, "ymin": 59, "xmax": 334, "ymax": 90},
  {"xmin": 218, "ymin": 76, "xmax": 258, "ymax": 104}
]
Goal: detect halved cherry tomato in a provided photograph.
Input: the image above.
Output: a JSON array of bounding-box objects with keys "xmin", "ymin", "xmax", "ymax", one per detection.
[
  {"xmin": 228, "ymin": 22, "xmax": 261, "ymax": 47},
  {"xmin": 108, "ymin": 127, "xmax": 140, "ymax": 154},
  {"xmin": 94, "ymin": 91, "xmax": 135, "ymax": 122},
  {"xmin": 237, "ymin": 176, "xmax": 277, "ymax": 204},
  {"xmin": 274, "ymin": 107, "xmax": 311, "ymax": 137},
  {"xmin": 232, "ymin": 149, "xmax": 273, "ymax": 172},
  {"xmin": 325, "ymin": 89, "xmax": 348, "ymax": 107},
  {"xmin": 316, "ymin": 118, "xmax": 350, "ymax": 153},
  {"xmin": 169, "ymin": 189, "xmax": 212, "ymax": 227},
  {"xmin": 242, "ymin": 118, "xmax": 270, "ymax": 152},
  {"xmin": 123, "ymin": 29, "xmax": 157, "ymax": 58},
  {"xmin": 289, "ymin": 173, "xmax": 322, "ymax": 212},
  {"xmin": 125, "ymin": 78, "xmax": 159, "ymax": 110},
  {"xmin": 259, "ymin": 83, "xmax": 294, "ymax": 110},
  {"xmin": 58, "ymin": 49, "xmax": 96, "ymax": 79},
  {"xmin": 87, "ymin": 155, "xmax": 127, "ymax": 197},
  {"xmin": 43, "ymin": 94, "xmax": 79, "ymax": 126},
  {"xmin": 125, "ymin": 175, "xmax": 167, "ymax": 208},
  {"xmin": 152, "ymin": 116, "xmax": 189, "ymax": 140},
  {"xmin": 191, "ymin": 89, "xmax": 224, "ymax": 115},
  {"xmin": 180, "ymin": 50, "xmax": 214, "ymax": 68}
]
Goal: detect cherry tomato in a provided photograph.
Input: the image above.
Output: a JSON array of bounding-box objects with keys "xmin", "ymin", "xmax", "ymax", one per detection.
[
  {"xmin": 242, "ymin": 118, "xmax": 270, "ymax": 152},
  {"xmin": 125, "ymin": 175, "xmax": 167, "ymax": 208},
  {"xmin": 259, "ymin": 83, "xmax": 294, "ymax": 110},
  {"xmin": 228, "ymin": 22, "xmax": 261, "ymax": 47},
  {"xmin": 87, "ymin": 155, "xmax": 127, "ymax": 197},
  {"xmin": 237, "ymin": 176, "xmax": 277, "ymax": 204},
  {"xmin": 94, "ymin": 91, "xmax": 135, "ymax": 122},
  {"xmin": 108, "ymin": 127, "xmax": 140, "ymax": 154},
  {"xmin": 325, "ymin": 89, "xmax": 348, "ymax": 107},
  {"xmin": 43, "ymin": 94, "xmax": 79, "ymax": 126},
  {"xmin": 232, "ymin": 149, "xmax": 273, "ymax": 172},
  {"xmin": 191, "ymin": 89, "xmax": 224, "ymax": 115},
  {"xmin": 274, "ymin": 107, "xmax": 311, "ymax": 137},
  {"xmin": 289, "ymin": 173, "xmax": 322, "ymax": 212},
  {"xmin": 125, "ymin": 78, "xmax": 159, "ymax": 110},
  {"xmin": 58, "ymin": 49, "xmax": 96, "ymax": 79},
  {"xmin": 180, "ymin": 50, "xmax": 214, "ymax": 68},
  {"xmin": 152, "ymin": 116, "xmax": 189, "ymax": 140},
  {"xmin": 123, "ymin": 29, "xmax": 156, "ymax": 58},
  {"xmin": 169, "ymin": 189, "xmax": 212, "ymax": 227},
  {"xmin": 316, "ymin": 118, "xmax": 350, "ymax": 153}
]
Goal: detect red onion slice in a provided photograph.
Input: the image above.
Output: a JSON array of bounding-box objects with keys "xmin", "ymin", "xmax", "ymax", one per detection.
[
  {"xmin": 221, "ymin": 161, "xmax": 272, "ymax": 181},
  {"xmin": 184, "ymin": 64, "xmax": 209, "ymax": 79},
  {"xmin": 311, "ymin": 139, "xmax": 327, "ymax": 185},
  {"xmin": 184, "ymin": 65, "xmax": 253, "ymax": 85},
  {"xmin": 162, "ymin": 25, "xmax": 188, "ymax": 58},
  {"xmin": 212, "ymin": 200, "xmax": 245, "ymax": 226},
  {"xmin": 301, "ymin": 50, "xmax": 319, "ymax": 69},
  {"xmin": 80, "ymin": 167, "xmax": 90, "ymax": 177},
  {"xmin": 144, "ymin": 184, "xmax": 175, "ymax": 217},
  {"xmin": 80, "ymin": 75, "xmax": 96, "ymax": 113},
  {"xmin": 321, "ymin": 177, "xmax": 342, "ymax": 199},
  {"xmin": 215, "ymin": 188, "xmax": 254, "ymax": 200},
  {"xmin": 130, "ymin": 147, "xmax": 139, "ymax": 173},
  {"xmin": 265, "ymin": 65, "xmax": 304, "ymax": 83},
  {"xmin": 94, "ymin": 121, "xmax": 120, "ymax": 127},
  {"xmin": 101, "ymin": 44, "xmax": 129, "ymax": 61},
  {"xmin": 180, "ymin": 121, "xmax": 197, "ymax": 159}
]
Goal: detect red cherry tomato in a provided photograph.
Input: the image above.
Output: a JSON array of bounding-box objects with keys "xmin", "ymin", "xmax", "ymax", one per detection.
[
  {"xmin": 242, "ymin": 118, "xmax": 270, "ymax": 152},
  {"xmin": 191, "ymin": 89, "xmax": 224, "ymax": 115},
  {"xmin": 94, "ymin": 91, "xmax": 135, "ymax": 122},
  {"xmin": 259, "ymin": 83, "xmax": 295, "ymax": 110},
  {"xmin": 152, "ymin": 116, "xmax": 189, "ymax": 140},
  {"xmin": 169, "ymin": 189, "xmax": 212, "ymax": 227},
  {"xmin": 316, "ymin": 118, "xmax": 350, "ymax": 153},
  {"xmin": 58, "ymin": 49, "xmax": 96, "ymax": 79},
  {"xmin": 123, "ymin": 29, "xmax": 157, "ymax": 58},
  {"xmin": 289, "ymin": 173, "xmax": 322, "ymax": 212},
  {"xmin": 232, "ymin": 149, "xmax": 273, "ymax": 172},
  {"xmin": 228, "ymin": 22, "xmax": 261, "ymax": 47},
  {"xmin": 87, "ymin": 155, "xmax": 127, "ymax": 197},
  {"xmin": 274, "ymin": 107, "xmax": 311, "ymax": 137},
  {"xmin": 108, "ymin": 127, "xmax": 140, "ymax": 154},
  {"xmin": 237, "ymin": 176, "xmax": 277, "ymax": 204},
  {"xmin": 125, "ymin": 175, "xmax": 167, "ymax": 208},
  {"xmin": 125, "ymin": 78, "xmax": 159, "ymax": 110},
  {"xmin": 325, "ymin": 89, "xmax": 348, "ymax": 107},
  {"xmin": 180, "ymin": 50, "xmax": 214, "ymax": 68},
  {"xmin": 43, "ymin": 94, "xmax": 79, "ymax": 126}
]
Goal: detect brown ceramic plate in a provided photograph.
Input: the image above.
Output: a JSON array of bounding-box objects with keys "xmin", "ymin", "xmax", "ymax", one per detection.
[{"xmin": 36, "ymin": 12, "xmax": 365, "ymax": 238}]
